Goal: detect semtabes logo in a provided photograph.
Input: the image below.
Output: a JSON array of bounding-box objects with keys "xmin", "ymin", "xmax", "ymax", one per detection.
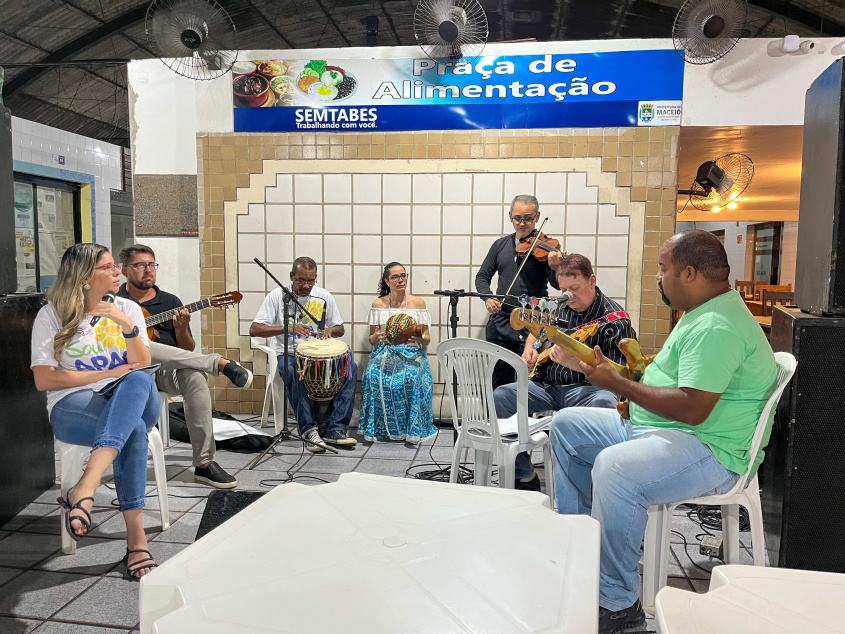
[{"xmin": 639, "ymin": 103, "xmax": 654, "ymax": 123}]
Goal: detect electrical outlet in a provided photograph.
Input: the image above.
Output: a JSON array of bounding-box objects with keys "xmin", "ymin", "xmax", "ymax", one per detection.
[{"xmin": 700, "ymin": 535, "xmax": 723, "ymax": 559}]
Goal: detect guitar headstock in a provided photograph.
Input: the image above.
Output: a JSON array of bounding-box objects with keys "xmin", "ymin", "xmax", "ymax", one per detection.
[
  {"xmin": 509, "ymin": 303, "xmax": 560, "ymax": 336},
  {"xmin": 210, "ymin": 291, "xmax": 243, "ymax": 308}
]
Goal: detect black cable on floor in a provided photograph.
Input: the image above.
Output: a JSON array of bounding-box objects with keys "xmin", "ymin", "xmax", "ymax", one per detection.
[{"xmin": 686, "ymin": 504, "xmax": 750, "ymax": 532}]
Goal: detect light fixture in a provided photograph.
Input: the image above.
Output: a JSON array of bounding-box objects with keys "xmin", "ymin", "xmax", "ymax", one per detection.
[
  {"xmin": 712, "ymin": 205, "xmax": 721, "ymax": 213},
  {"xmin": 727, "ymin": 202, "xmax": 737, "ymax": 210}
]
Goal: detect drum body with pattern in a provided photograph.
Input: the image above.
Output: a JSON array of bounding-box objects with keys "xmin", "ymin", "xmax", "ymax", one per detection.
[{"xmin": 294, "ymin": 338, "xmax": 352, "ymax": 402}]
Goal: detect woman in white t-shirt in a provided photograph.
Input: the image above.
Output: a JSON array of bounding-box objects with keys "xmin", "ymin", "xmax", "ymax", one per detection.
[
  {"xmin": 359, "ymin": 262, "xmax": 436, "ymax": 443},
  {"xmin": 30, "ymin": 244, "xmax": 160, "ymax": 580}
]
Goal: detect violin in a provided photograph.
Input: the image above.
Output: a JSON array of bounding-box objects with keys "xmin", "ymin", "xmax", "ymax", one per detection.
[{"xmin": 516, "ymin": 231, "xmax": 563, "ymax": 262}]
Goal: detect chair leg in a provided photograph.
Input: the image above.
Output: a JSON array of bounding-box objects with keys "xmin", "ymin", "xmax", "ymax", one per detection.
[
  {"xmin": 148, "ymin": 429, "xmax": 170, "ymax": 531},
  {"xmin": 474, "ymin": 450, "xmax": 492, "ymax": 487},
  {"xmin": 449, "ymin": 432, "xmax": 465, "ymax": 484},
  {"xmin": 158, "ymin": 394, "xmax": 170, "ymax": 448},
  {"xmin": 58, "ymin": 445, "xmax": 87, "ymax": 555},
  {"xmin": 274, "ymin": 377, "xmax": 286, "ymax": 436},
  {"xmin": 542, "ymin": 443, "xmax": 555, "ymax": 509},
  {"xmin": 743, "ymin": 478, "xmax": 766, "ymax": 566},
  {"xmin": 721, "ymin": 504, "xmax": 741, "ymax": 565},
  {"xmin": 499, "ymin": 445, "xmax": 517, "ymax": 490},
  {"xmin": 642, "ymin": 504, "xmax": 675, "ymax": 615},
  {"xmin": 260, "ymin": 379, "xmax": 272, "ymax": 428}
]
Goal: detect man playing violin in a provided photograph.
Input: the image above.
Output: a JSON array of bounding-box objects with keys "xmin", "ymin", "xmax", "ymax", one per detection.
[
  {"xmin": 475, "ymin": 194, "xmax": 560, "ymax": 390},
  {"xmin": 549, "ymin": 231, "xmax": 777, "ymax": 633},
  {"xmin": 493, "ymin": 253, "xmax": 636, "ymax": 490},
  {"xmin": 118, "ymin": 244, "xmax": 251, "ymax": 489}
]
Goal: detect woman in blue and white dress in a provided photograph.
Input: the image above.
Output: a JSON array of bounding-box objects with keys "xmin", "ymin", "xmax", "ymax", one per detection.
[{"xmin": 359, "ymin": 262, "xmax": 436, "ymax": 443}]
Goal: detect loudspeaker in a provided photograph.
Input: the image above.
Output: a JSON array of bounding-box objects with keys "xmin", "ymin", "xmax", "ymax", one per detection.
[
  {"xmin": 0, "ymin": 105, "xmax": 16, "ymax": 296},
  {"xmin": 796, "ymin": 59, "xmax": 845, "ymax": 315},
  {"xmin": 763, "ymin": 306, "xmax": 845, "ymax": 571}
]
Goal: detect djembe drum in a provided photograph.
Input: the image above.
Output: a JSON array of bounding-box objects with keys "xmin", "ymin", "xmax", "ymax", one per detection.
[{"xmin": 295, "ymin": 338, "xmax": 353, "ymax": 435}]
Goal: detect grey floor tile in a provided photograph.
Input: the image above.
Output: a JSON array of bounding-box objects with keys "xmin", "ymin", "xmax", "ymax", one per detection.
[
  {"xmin": 152, "ymin": 465, "xmax": 192, "ymax": 486},
  {"xmin": 0, "ymin": 533, "xmax": 61, "ymax": 568},
  {"xmin": 103, "ymin": 541, "xmax": 190, "ymax": 578},
  {"xmin": 54, "ymin": 576, "xmax": 140, "ymax": 627},
  {"xmin": 362, "ymin": 442, "xmax": 420, "ymax": 460},
  {"xmin": 0, "ymin": 570, "xmax": 98, "ymax": 618},
  {"xmin": 666, "ymin": 546, "xmax": 693, "ymax": 581},
  {"xmin": 325, "ymin": 440, "xmax": 370, "ymax": 457},
  {"xmin": 1, "ymin": 504, "xmax": 58, "ymax": 531},
  {"xmin": 150, "ymin": 512, "xmax": 202, "ymax": 544},
  {"xmin": 183, "ymin": 499, "xmax": 207, "ymax": 514},
  {"xmin": 0, "ymin": 566, "xmax": 26, "ymax": 588},
  {"xmin": 31, "ymin": 623, "xmax": 128, "ymax": 633},
  {"xmin": 670, "ymin": 542, "xmax": 718, "ymax": 580},
  {"xmin": 0, "ymin": 616, "xmax": 42, "ymax": 633},
  {"xmin": 24, "ymin": 508, "xmax": 120, "ymax": 539},
  {"xmin": 246, "ymin": 453, "xmax": 309, "ymax": 473},
  {"xmin": 353, "ymin": 459, "xmax": 414, "ymax": 478},
  {"xmin": 288, "ymin": 473, "xmax": 340, "ymax": 486},
  {"xmin": 0, "ymin": 530, "xmax": 11, "ymax": 541},
  {"xmin": 295, "ymin": 455, "xmax": 360, "ymax": 475},
  {"xmin": 35, "ymin": 538, "xmax": 128, "ymax": 575},
  {"xmin": 143, "ymin": 488, "xmax": 209, "ymax": 513},
  {"xmin": 87, "ymin": 509, "xmax": 178, "ymax": 541},
  {"xmin": 203, "ymin": 451, "xmax": 260, "ymax": 470},
  {"xmin": 666, "ymin": 576, "xmax": 694, "ymax": 591},
  {"xmin": 227, "ymin": 469, "xmax": 293, "ymax": 491},
  {"xmin": 690, "ymin": 578, "xmax": 710, "ymax": 593},
  {"xmin": 32, "ymin": 485, "xmax": 63, "ymax": 506}
]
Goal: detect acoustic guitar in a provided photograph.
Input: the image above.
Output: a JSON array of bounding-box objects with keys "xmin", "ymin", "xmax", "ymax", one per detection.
[
  {"xmin": 143, "ymin": 291, "xmax": 242, "ymax": 342},
  {"xmin": 509, "ymin": 307, "xmax": 656, "ymax": 418}
]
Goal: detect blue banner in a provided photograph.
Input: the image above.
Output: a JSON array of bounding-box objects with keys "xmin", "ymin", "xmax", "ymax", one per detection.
[{"xmin": 232, "ymin": 50, "xmax": 684, "ymax": 132}]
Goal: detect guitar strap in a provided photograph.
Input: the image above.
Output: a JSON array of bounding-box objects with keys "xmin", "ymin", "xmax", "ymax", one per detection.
[{"xmin": 564, "ymin": 310, "xmax": 630, "ymax": 335}]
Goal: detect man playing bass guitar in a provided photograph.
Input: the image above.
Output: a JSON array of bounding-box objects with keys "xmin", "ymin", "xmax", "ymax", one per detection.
[
  {"xmin": 493, "ymin": 253, "xmax": 637, "ymax": 491},
  {"xmin": 118, "ymin": 244, "xmax": 252, "ymax": 489}
]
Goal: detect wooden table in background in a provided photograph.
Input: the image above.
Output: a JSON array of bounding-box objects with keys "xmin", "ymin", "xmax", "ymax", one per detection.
[{"xmin": 745, "ymin": 300, "xmax": 763, "ymax": 316}]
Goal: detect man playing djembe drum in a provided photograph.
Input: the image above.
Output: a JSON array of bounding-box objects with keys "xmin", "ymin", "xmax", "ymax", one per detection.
[{"xmin": 249, "ymin": 257, "xmax": 358, "ymax": 451}]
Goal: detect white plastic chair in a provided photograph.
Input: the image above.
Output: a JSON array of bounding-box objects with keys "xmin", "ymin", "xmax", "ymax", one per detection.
[
  {"xmin": 252, "ymin": 337, "xmax": 287, "ymax": 435},
  {"xmin": 55, "ymin": 426, "xmax": 170, "ymax": 555},
  {"xmin": 642, "ymin": 351, "xmax": 797, "ymax": 615},
  {"xmin": 436, "ymin": 338, "xmax": 554, "ymax": 506},
  {"xmin": 157, "ymin": 391, "xmax": 171, "ymax": 447}
]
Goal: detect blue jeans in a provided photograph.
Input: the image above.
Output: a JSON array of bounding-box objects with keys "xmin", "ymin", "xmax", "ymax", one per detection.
[
  {"xmin": 493, "ymin": 381, "xmax": 618, "ymax": 479},
  {"xmin": 549, "ymin": 407, "xmax": 740, "ymax": 611},
  {"xmin": 50, "ymin": 371, "xmax": 160, "ymax": 512},
  {"xmin": 278, "ymin": 354, "xmax": 358, "ymax": 436}
]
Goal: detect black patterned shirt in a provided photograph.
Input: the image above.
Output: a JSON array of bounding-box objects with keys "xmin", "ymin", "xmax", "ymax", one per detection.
[{"xmin": 534, "ymin": 287, "xmax": 637, "ymax": 386}]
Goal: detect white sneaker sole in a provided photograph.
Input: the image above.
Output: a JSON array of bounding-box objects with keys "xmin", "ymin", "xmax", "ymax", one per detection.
[{"xmin": 194, "ymin": 475, "xmax": 239, "ymax": 489}]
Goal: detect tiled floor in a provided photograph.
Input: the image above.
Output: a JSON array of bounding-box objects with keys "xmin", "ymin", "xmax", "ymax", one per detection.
[{"xmin": 0, "ymin": 418, "xmax": 755, "ymax": 633}]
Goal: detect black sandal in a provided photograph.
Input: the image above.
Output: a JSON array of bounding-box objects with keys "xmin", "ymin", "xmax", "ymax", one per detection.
[
  {"xmin": 123, "ymin": 548, "xmax": 158, "ymax": 581},
  {"xmin": 57, "ymin": 490, "xmax": 94, "ymax": 542}
]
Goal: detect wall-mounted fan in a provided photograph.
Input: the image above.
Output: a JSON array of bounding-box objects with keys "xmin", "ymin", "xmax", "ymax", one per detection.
[
  {"xmin": 678, "ymin": 153, "xmax": 754, "ymax": 211},
  {"xmin": 145, "ymin": 0, "xmax": 238, "ymax": 80},
  {"xmin": 673, "ymin": 0, "xmax": 747, "ymax": 64},
  {"xmin": 414, "ymin": 0, "xmax": 488, "ymax": 62}
]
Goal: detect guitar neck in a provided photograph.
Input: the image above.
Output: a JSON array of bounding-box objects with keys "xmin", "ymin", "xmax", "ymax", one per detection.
[{"xmin": 146, "ymin": 299, "xmax": 211, "ymax": 327}]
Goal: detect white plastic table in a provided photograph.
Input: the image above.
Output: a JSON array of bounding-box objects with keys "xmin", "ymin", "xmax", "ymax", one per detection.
[
  {"xmin": 656, "ymin": 564, "xmax": 845, "ymax": 633},
  {"xmin": 140, "ymin": 472, "xmax": 600, "ymax": 633}
]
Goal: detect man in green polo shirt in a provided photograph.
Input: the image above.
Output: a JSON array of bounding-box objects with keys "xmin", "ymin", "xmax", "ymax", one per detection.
[{"xmin": 547, "ymin": 230, "xmax": 777, "ymax": 634}]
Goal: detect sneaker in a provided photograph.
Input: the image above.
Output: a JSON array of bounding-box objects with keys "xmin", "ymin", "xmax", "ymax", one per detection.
[
  {"xmin": 514, "ymin": 473, "xmax": 542, "ymax": 492},
  {"xmin": 303, "ymin": 427, "xmax": 327, "ymax": 453},
  {"xmin": 194, "ymin": 461, "xmax": 238, "ymax": 489},
  {"xmin": 222, "ymin": 360, "xmax": 253, "ymax": 389},
  {"xmin": 323, "ymin": 430, "xmax": 358, "ymax": 447},
  {"xmin": 598, "ymin": 600, "xmax": 645, "ymax": 634}
]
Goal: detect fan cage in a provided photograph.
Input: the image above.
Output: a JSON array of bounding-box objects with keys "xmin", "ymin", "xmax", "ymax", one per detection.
[
  {"xmin": 687, "ymin": 153, "xmax": 754, "ymax": 211},
  {"xmin": 146, "ymin": 0, "xmax": 238, "ymax": 80},
  {"xmin": 414, "ymin": 0, "xmax": 489, "ymax": 62},
  {"xmin": 673, "ymin": 0, "xmax": 748, "ymax": 65}
]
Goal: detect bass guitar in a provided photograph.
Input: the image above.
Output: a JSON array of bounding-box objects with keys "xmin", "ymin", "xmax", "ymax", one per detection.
[
  {"xmin": 143, "ymin": 291, "xmax": 242, "ymax": 342},
  {"xmin": 509, "ymin": 306, "xmax": 656, "ymax": 418}
]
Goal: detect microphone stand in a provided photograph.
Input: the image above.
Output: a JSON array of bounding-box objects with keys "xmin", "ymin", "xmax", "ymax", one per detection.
[{"xmin": 248, "ymin": 258, "xmax": 337, "ymax": 470}]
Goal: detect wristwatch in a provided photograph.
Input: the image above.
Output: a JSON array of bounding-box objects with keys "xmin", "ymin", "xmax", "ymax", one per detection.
[{"xmin": 123, "ymin": 325, "xmax": 140, "ymax": 339}]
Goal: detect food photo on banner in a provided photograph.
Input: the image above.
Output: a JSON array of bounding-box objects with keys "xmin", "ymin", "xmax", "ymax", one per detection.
[{"xmin": 232, "ymin": 50, "xmax": 684, "ymax": 133}]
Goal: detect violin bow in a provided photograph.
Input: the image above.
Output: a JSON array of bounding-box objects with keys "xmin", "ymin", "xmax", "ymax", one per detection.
[{"xmin": 501, "ymin": 217, "xmax": 549, "ymax": 303}]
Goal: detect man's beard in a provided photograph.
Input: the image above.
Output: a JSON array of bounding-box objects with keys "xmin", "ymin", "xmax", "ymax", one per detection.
[
  {"xmin": 133, "ymin": 278, "xmax": 154, "ymax": 291},
  {"xmin": 658, "ymin": 282, "xmax": 671, "ymax": 307}
]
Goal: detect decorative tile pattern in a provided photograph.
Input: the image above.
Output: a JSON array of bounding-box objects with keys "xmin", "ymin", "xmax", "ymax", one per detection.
[{"xmin": 195, "ymin": 128, "xmax": 678, "ymax": 412}]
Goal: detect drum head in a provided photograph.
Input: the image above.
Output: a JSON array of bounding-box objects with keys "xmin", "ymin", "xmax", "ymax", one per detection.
[{"xmin": 296, "ymin": 338, "xmax": 349, "ymax": 358}]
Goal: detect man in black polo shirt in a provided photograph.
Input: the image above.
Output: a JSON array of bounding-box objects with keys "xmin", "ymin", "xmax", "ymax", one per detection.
[
  {"xmin": 475, "ymin": 194, "xmax": 560, "ymax": 389},
  {"xmin": 118, "ymin": 244, "xmax": 252, "ymax": 489},
  {"xmin": 493, "ymin": 253, "xmax": 637, "ymax": 490}
]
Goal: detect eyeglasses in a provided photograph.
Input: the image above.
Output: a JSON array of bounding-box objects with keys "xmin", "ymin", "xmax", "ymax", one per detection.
[
  {"xmin": 127, "ymin": 262, "xmax": 159, "ymax": 270},
  {"xmin": 511, "ymin": 215, "xmax": 537, "ymax": 225},
  {"xmin": 94, "ymin": 262, "xmax": 123, "ymax": 273},
  {"xmin": 388, "ymin": 273, "xmax": 409, "ymax": 281},
  {"xmin": 293, "ymin": 277, "xmax": 316, "ymax": 285}
]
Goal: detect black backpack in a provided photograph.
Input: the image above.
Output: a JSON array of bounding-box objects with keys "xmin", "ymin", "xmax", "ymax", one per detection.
[{"xmin": 167, "ymin": 404, "xmax": 273, "ymax": 452}]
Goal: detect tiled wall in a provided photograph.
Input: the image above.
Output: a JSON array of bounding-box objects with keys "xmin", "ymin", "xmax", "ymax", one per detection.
[
  {"xmin": 11, "ymin": 116, "xmax": 123, "ymax": 248},
  {"xmin": 187, "ymin": 128, "xmax": 679, "ymax": 414}
]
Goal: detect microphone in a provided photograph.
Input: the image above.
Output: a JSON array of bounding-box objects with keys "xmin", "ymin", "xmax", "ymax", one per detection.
[
  {"xmin": 559, "ymin": 291, "xmax": 574, "ymax": 304},
  {"xmin": 90, "ymin": 292, "xmax": 116, "ymax": 326}
]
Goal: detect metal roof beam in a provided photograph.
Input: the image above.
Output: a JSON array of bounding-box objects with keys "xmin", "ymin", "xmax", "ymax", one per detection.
[
  {"xmin": 240, "ymin": 0, "xmax": 294, "ymax": 48},
  {"xmin": 748, "ymin": 0, "xmax": 845, "ymax": 35},
  {"xmin": 3, "ymin": 4, "xmax": 148, "ymax": 99}
]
